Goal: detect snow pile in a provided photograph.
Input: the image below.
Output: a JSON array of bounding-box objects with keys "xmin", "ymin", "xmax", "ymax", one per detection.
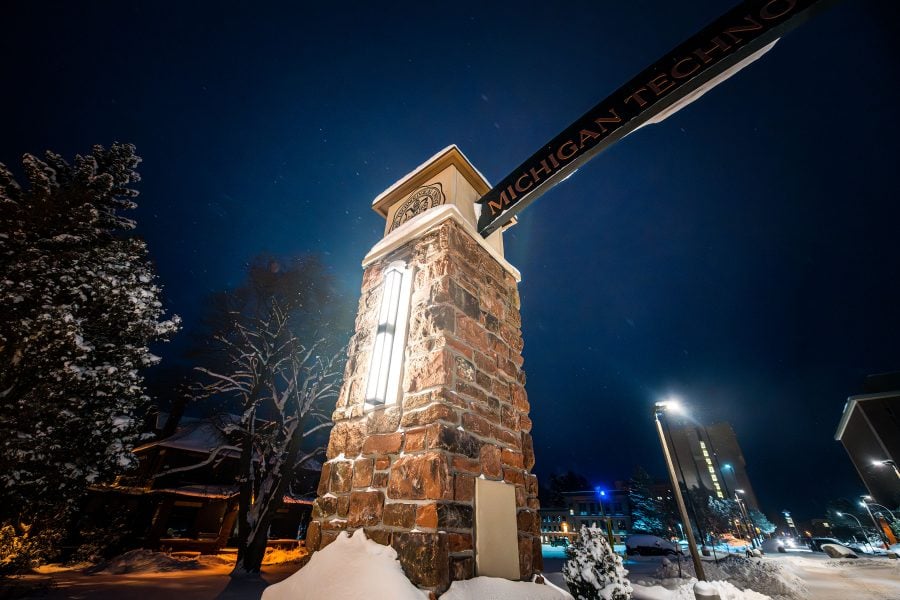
[
  {"xmin": 442, "ymin": 576, "xmax": 573, "ymax": 599},
  {"xmin": 633, "ymin": 579, "xmax": 771, "ymax": 600},
  {"xmin": 261, "ymin": 530, "xmax": 427, "ymax": 600},
  {"xmin": 636, "ymin": 556, "xmax": 807, "ymax": 600},
  {"xmin": 90, "ymin": 549, "xmax": 199, "ymax": 574}
]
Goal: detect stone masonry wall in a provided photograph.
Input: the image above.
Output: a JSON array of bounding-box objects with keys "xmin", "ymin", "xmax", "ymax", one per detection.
[{"xmin": 307, "ymin": 218, "xmax": 541, "ymax": 593}]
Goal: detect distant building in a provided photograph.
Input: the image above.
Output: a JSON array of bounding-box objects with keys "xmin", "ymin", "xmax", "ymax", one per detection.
[
  {"xmin": 89, "ymin": 415, "xmax": 319, "ymax": 553},
  {"xmin": 835, "ymin": 372, "xmax": 900, "ymax": 508},
  {"xmin": 666, "ymin": 421, "xmax": 760, "ymax": 510},
  {"xmin": 539, "ymin": 483, "xmax": 643, "ymax": 544}
]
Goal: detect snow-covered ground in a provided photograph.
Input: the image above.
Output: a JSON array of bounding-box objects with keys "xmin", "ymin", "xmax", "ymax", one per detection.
[
  {"xmin": 544, "ymin": 544, "xmax": 900, "ymax": 600},
  {"xmin": 766, "ymin": 553, "xmax": 900, "ymax": 600},
  {"xmin": 620, "ymin": 552, "xmax": 900, "ymax": 600}
]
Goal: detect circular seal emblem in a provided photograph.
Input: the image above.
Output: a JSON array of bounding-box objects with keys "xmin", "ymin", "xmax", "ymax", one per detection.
[{"xmin": 390, "ymin": 183, "xmax": 445, "ymax": 232}]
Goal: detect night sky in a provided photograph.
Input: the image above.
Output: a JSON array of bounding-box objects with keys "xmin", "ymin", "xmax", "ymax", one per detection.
[{"xmin": 3, "ymin": 1, "xmax": 899, "ymax": 521}]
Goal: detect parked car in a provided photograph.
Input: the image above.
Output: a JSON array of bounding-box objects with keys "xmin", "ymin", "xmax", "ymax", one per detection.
[
  {"xmin": 626, "ymin": 535, "xmax": 682, "ymax": 556},
  {"xmin": 808, "ymin": 537, "xmax": 843, "ymax": 552}
]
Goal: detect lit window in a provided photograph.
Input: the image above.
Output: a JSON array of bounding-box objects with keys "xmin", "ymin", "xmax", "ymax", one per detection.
[{"xmin": 364, "ymin": 261, "xmax": 413, "ymax": 407}]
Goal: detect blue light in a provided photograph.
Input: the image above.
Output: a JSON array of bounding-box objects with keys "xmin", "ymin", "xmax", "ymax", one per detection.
[{"xmin": 600, "ymin": 490, "xmax": 606, "ymax": 496}]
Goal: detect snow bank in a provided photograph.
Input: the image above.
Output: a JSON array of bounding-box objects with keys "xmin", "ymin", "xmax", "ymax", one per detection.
[
  {"xmin": 634, "ymin": 555, "xmax": 807, "ymax": 600},
  {"xmin": 91, "ymin": 549, "xmax": 199, "ymax": 574},
  {"xmin": 441, "ymin": 576, "xmax": 573, "ymax": 600},
  {"xmin": 633, "ymin": 579, "xmax": 771, "ymax": 600},
  {"xmin": 261, "ymin": 530, "xmax": 427, "ymax": 600}
]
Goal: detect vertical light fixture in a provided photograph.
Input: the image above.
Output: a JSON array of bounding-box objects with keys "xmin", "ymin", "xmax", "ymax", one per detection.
[{"xmin": 365, "ymin": 261, "xmax": 412, "ymax": 407}]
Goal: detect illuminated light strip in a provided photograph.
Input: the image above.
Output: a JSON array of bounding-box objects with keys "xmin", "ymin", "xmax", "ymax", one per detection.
[{"xmin": 365, "ymin": 262, "xmax": 413, "ymax": 407}]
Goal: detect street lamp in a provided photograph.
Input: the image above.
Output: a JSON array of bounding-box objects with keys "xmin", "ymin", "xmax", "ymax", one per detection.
[
  {"xmin": 733, "ymin": 489, "xmax": 757, "ymax": 548},
  {"xmin": 872, "ymin": 459, "xmax": 900, "ymax": 480},
  {"xmin": 866, "ymin": 502, "xmax": 896, "ymax": 522},
  {"xmin": 654, "ymin": 398, "xmax": 706, "ymax": 581},
  {"xmin": 860, "ymin": 496, "xmax": 891, "ymax": 549},
  {"xmin": 835, "ymin": 511, "xmax": 875, "ymax": 553}
]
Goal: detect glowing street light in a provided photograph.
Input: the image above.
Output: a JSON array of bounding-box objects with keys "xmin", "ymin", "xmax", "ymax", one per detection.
[
  {"xmin": 835, "ymin": 511, "xmax": 875, "ymax": 553},
  {"xmin": 654, "ymin": 398, "xmax": 705, "ymax": 581},
  {"xmin": 864, "ymin": 501, "xmax": 896, "ymax": 522},
  {"xmin": 860, "ymin": 496, "xmax": 891, "ymax": 549}
]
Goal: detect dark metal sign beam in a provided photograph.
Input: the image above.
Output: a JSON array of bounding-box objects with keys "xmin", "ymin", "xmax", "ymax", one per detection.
[{"xmin": 476, "ymin": 0, "xmax": 837, "ymax": 237}]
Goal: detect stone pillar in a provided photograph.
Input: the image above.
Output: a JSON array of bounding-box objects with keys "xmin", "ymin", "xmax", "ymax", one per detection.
[{"xmin": 307, "ymin": 146, "xmax": 541, "ymax": 594}]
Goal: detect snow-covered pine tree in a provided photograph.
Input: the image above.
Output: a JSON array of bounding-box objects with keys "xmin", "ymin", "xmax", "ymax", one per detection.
[
  {"xmin": 563, "ymin": 524, "xmax": 633, "ymax": 600},
  {"xmin": 627, "ymin": 466, "xmax": 667, "ymax": 536},
  {"xmin": 0, "ymin": 144, "xmax": 180, "ymax": 536}
]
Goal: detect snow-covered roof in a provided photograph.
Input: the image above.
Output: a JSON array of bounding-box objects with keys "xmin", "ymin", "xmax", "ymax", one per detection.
[
  {"xmin": 135, "ymin": 418, "xmax": 237, "ymax": 455},
  {"xmin": 370, "ymin": 145, "xmax": 491, "ymax": 217}
]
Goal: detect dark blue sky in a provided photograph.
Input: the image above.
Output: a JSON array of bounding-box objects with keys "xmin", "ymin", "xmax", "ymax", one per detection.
[{"xmin": 3, "ymin": 1, "xmax": 899, "ymax": 521}]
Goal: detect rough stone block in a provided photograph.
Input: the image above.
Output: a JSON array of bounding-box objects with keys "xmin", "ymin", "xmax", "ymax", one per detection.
[
  {"xmin": 365, "ymin": 528, "xmax": 393, "ymax": 547},
  {"xmin": 480, "ymin": 445, "xmax": 502, "ymax": 479},
  {"xmin": 522, "ymin": 432, "xmax": 535, "ymax": 470},
  {"xmin": 348, "ymin": 490, "xmax": 385, "ymax": 527},
  {"xmin": 337, "ymin": 494, "xmax": 350, "ymax": 518},
  {"xmin": 503, "ymin": 467, "xmax": 525, "ymax": 486},
  {"xmin": 518, "ymin": 534, "xmax": 533, "ymax": 580},
  {"xmin": 451, "ymin": 455, "xmax": 481, "ymax": 474},
  {"xmin": 425, "ymin": 423, "xmax": 481, "ymax": 458},
  {"xmin": 511, "ymin": 385, "xmax": 529, "ymax": 412},
  {"xmin": 401, "ymin": 402, "xmax": 459, "ymax": 427},
  {"xmin": 366, "ymin": 405, "xmax": 401, "ymax": 434},
  {"xmin": 404, "ymin": 427, "xmax": 427, "ymax": 452},
  {"xmin": 352, "ymin": 457, "xmax": 374, "ymax": 488},
  {"xmin": 532, "ymin": 537, "xmax": 544, "ymax": 573},
  {"xmin": 437, "ymin": 503, "xmax": 473, "ymax": 529},
  {"xmin": 454, "ymin": 473, "xmax": 474, "ymax": 502},
  {"xmin": 517, "ymin": 510, "xmax": 538, "ymax": 535},
  {"xmin": 500, "ymin": 404, "xmax": 519, "ymax": 430},
  {"xmin": 392, "ymin": 532, "xmax": 449, "ymax": 590},
  {"xmin": 455, "ymin": 355, "xmax": 476, "ymax": 382},
  {"xmin": 305, "ymin": 520, "xmax": 321, "ymax": 551},
  {"xmin": 387, "ymin": 451, "xmax": 451, "ymax": 500},
  {"xmin": 383, "ymin": 503, "xmax": 417, "ymax": 529},
  {"xmin": 462, "ymin": 412, "xmax": 492, "ymax": 438},
  {"xmin": 456, "ymin": 315, "xmax": 488, "ymax": 353},
  {"xmin": 404, "ymin": 349, "xmax": 454, "ymax": 393},
  {"xmin": 317, "ymin": 462, "xmax": 331, "ymax": 496},
  {"xmin": 501, "ymin": 448, "xmax": 524, "ymax": 469},
  {"xmin": 362, "ymin": 432, "xmax": 403, "ymax": 455},
  {"xmin": 450, "ymin": 556, "xmax": 475, "ymax": 582},
  {"xmin": 416, "ymin": 503, "xmax": 438, "ymax": 529},
  {"xmin": 330, "ymin": 461, "xmax": 353, "ymax": 493},
  {"xmin": 448, "ymin": 532, "xmax": 473, "ymax": 554},
  {"xmin": 372, "ymin": 471, "xmax": 388, "ymax": 488},
  {"xmin": 449, "ymin": 279, "xmax": 480, "ymax": 320}
]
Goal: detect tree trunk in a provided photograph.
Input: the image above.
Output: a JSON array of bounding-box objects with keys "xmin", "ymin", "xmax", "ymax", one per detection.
[
  {"xmin": 231, "ymin": 419, "xmax": 305, "ymax": 576},
  {"xmin": 230, "ymin": 429, "xmax": 257, "ymax": 577}
]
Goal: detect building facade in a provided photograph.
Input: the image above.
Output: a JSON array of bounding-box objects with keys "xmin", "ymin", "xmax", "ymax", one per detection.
[
  {"xmin": 666, "ymin": 421, "xmax": 760, "ymax": 510},
  {"xmin": 835, "ymin": 372, "xmax": 900, "ymax": 508}
]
